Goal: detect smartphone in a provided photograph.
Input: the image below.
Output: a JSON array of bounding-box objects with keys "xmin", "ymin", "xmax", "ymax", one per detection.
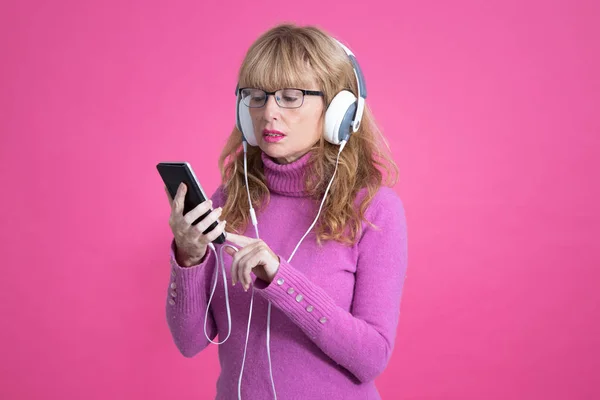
[{"xmin": 156, "ymin": 161, "xmax": 226, "ymax": 244}]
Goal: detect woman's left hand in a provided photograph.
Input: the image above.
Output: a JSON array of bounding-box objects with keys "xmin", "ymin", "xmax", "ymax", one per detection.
[{"xmin": 224, "ymin": 232, "xmax": 281, "ymax": 291}]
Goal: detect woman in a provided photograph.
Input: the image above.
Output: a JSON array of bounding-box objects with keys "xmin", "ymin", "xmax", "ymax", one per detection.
[{"xmin": 164, "ymin": 23, "xmax": 407, "ymax": 400}]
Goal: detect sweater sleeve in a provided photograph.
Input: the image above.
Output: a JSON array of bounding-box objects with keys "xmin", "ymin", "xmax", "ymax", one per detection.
[
  {"xmin": 252, "ymin": 189, "xmax": 408, "ymax": 382},
  {"xmin": 165, "ymin": 185, "xmax": 226, "ymax": 358}
]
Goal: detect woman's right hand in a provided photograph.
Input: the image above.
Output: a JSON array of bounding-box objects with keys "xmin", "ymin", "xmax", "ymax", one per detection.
[{"xmin": 165, "ymin": 183, "xmax": 227, "ymax": 267}]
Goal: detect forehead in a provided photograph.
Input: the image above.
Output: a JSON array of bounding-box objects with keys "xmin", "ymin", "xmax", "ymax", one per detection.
[{"xmin": 240, "ymin": 58, "xmax": 320, "ymax": 91}]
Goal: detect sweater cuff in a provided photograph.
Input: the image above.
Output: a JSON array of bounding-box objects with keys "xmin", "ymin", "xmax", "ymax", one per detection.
[
  {"xmin": 168, "ymin": 239, "xmax": 214, "ymax": 316},
  {"xmin": 253, "ymin": 257, "xmax": 337, "ymax": 339}
]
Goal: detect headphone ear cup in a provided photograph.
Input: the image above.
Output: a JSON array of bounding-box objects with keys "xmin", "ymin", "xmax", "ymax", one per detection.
[
  {"xmin": 235, "ymin": 92, "xmax": 243, "ymax": 133},
  {"xmin": 324, "ymin": 90, "xmax": 357, "ymax": 145},
  {"xmin": 238, "ymin": 99, "xmax": 258, "ymax": 146}
]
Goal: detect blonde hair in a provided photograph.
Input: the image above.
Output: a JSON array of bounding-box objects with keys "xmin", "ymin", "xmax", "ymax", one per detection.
[{"xmin": 218, "ymin": 23, "xmax": 398, "ymax": 246}]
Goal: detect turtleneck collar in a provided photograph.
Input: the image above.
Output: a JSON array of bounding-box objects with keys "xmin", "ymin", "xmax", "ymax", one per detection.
[{"xmin": 261, "ymin": 151, "xmax": 312, "ymax": 197}]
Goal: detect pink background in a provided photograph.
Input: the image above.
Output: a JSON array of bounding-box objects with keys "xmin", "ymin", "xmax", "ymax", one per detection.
[{"xmin": 1, "ymin": 0, "xmax": 598, "ymax": 399}]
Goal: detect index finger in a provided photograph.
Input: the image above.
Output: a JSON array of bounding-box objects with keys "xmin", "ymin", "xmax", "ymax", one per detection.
[{"xmin": 225, "ymin": 232, "xmax": 256, "ymax": 247}]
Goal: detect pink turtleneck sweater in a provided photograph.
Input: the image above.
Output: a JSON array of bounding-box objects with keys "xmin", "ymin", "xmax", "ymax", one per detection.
[{"xmin": 165, "ymin": 151, "xmax": 408, "ymax": 400}]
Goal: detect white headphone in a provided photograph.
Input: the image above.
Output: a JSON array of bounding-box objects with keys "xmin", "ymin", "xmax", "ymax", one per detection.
[{"xmin": 235, "ymin": 38, "xmax": 367, "ymax": 147}]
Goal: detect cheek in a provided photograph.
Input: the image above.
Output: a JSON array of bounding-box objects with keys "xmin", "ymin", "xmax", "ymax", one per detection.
[
  {"xmin": 295, "ymin": 104, "xmax": 323, "ymax": 134},
  {"xmin": 249, "ymin": 110, "xmax": 261, "ymax": 124},
  {"xmin": 291, "ymin": 115, "xmax": 321, "ymax": 142},
  {"xmin": 308, "ymin": 110, "xmax": 324, "ymax": 138}
]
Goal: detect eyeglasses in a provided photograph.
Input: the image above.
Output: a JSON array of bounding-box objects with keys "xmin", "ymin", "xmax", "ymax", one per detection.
[{"xmin": 239, "ymin": 88, "xmax": 324, "ymax": 109}]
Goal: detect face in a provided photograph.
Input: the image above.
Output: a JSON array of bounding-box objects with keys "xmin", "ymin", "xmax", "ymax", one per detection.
[{"xmin": 248, "ymin": 78, "xmax": 324, "ymax": 164}]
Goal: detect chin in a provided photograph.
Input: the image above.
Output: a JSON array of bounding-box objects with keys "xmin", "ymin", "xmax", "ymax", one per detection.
[
  {"xmin": 260, "ymin": 146, "xmax": 285, "ymax": 158},
  {"xmin": 258, "ymin": 145, "xmax": 293, "ymax": 163}
]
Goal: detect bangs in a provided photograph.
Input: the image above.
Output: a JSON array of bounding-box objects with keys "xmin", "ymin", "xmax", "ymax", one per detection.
[{"xmin": 239, "ymin": 36, "xmax": 317, "ymax": 91}]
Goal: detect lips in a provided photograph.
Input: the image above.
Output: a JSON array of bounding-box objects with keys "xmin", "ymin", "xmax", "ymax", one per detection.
[{"xmin": 262, "ymin": 129, "xmax": 286, "ymax": 137}]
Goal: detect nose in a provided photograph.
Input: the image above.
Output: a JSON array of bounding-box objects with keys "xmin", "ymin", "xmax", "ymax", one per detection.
[{"xmin": 262, "ymin": 94, "xmax": 281, "ymax": 121}]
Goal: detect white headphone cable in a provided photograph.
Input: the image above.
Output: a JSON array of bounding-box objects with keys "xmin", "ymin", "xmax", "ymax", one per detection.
[{"xmin": 203, "ymin": 140, "xmax": 347, "ymax": 400}]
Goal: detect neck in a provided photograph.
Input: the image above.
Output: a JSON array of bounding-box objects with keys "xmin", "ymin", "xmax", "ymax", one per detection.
[
  {"xmin": 274, "ymin": 152, "xmax": 307, "ymax": 165},
  {"xmin": 261, "ymin": 151, "xmax": 312, "ymax": 197}
]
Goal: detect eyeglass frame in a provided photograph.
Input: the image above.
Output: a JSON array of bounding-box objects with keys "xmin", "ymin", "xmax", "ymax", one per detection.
[{"xmin": 238, "ymin": 87, "xmax": 324, "ymax": 109}]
